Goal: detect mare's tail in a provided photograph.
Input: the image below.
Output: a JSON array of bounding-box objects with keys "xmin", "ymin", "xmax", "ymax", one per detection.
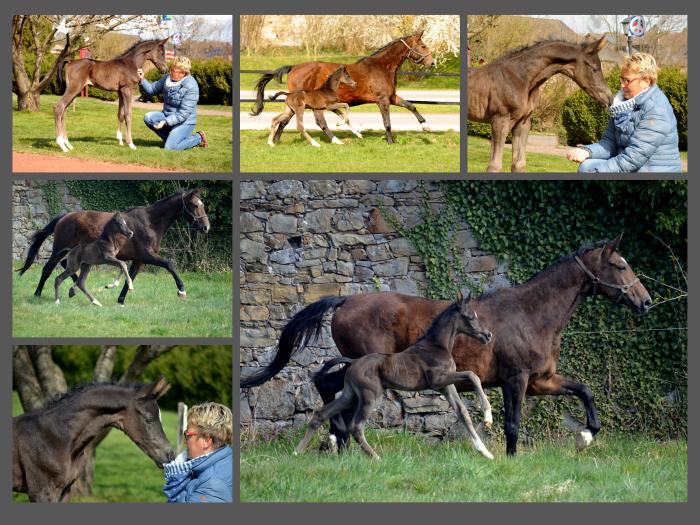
[
  {"xmin": 240, "ymin": 295, "xmax": 348, "ymax": 388},
  {"xmin": 16, "ymin": 213, "xmax": 66, "ymax": 275},
  {"xmin": 249, "ymin": 65, "xmax": 293, "ymax": 116},
  {"xmin": 312, "ymin": 357, "xmax": 353, "ymax": 383},
  {"xmin": 268, "ymin": 91, "xmax": 289, "ymax": 101}
]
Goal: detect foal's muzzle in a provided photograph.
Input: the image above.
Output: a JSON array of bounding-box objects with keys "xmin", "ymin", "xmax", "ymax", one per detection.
[{"xmin": 477, "ymin": 330, "xmax": 492, "ymax": 345}]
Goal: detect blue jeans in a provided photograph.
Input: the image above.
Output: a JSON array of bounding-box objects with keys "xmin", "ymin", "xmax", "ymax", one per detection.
[
  {"xmin": 578, "ymin": 158, "xmax": 619, "ymax": 173},
  {"xmin": 144, "ymin": 111, "xmax": 202, "ymax": 151}
]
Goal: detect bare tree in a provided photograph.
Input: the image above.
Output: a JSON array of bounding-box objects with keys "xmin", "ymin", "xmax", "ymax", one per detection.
[{"xmin": 240, "ymin": 15, "xmax": 267, "ymax": 54}]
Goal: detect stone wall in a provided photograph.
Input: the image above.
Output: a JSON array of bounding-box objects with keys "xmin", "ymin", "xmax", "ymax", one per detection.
[
  {"xmin": 12, "ymin": 180, "xmax": 82, "ymax": 262},
  {"xmin": 240, "ymin": 180, "xmax": 510, "ymax": 440}
]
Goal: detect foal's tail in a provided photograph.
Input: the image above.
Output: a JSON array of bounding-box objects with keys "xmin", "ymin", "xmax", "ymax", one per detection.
[
  {"xmin": 240, "ymin": 295, "xmax": 349, "ymax": 388},
  {"xmin": 312, "ymin": 357, "xmax": 353, "ymax": 383},
  {"xmin": 268, "ymin": 91, "xmax": 289, "ymax": 101},
  {"xmin": 16, "ymin": 213, "xmax": 66, "ymax": 276},
  {"xmin": 249, "ymin": 65, "xmax": 293, "ymax": 116}
]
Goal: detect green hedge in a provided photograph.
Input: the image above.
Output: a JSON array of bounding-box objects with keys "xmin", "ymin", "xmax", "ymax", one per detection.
[
  {"xmin": 143, "ymin": 59, "xmax": 232, "ymax": 105},
  {"xmin": 562, "ymin": 67, "xmax": 687, "ymax": 149},
  {"xmin": 399, "ymin": 181, "xmax": 687, "ymax": 440}
]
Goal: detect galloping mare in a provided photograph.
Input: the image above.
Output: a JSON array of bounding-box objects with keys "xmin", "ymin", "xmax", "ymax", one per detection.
[
  {"xmin": 13, "ymin": 378, "xmax": 174, "ymax": 502},
  {"xmin": 267, "ymin": 65, "xmax": 358, "ymax": 147},
  {"xmin": 251, "ymin": 32, "xmax": 435, "ymax": 144},
  {"xmin": 54, "ymin": 35, "xmax": 169, "ymax": 152},
  {"xmin": 468, "ymin": 37, "xmax": 613, "ymax": 172},
  {"xmin": 242, "ymin": 235, "xmax": 652, "ymax": 456},
  {"xmin": 17, "ymin": 189, "xmax": 210, "ymax": 305},
  {"xmin": 295, "ymin": 290, "xmax": 495, "ymax": 460},
  {"xmin": 54, "ymin": 212, "xmax": 134, "ymax": 307}
]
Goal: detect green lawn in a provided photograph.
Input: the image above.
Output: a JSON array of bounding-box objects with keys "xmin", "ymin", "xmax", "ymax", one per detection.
[
  {"xmin": 12, "ymin": 94, "xmax": 232, "ymax": 173},
  {"xmin": 13, "ymin": 264, "xmax": 232, "ymax": 337},
  {"xmin": 240, "ymin": 50, "xmax": 460, "ymax": 91},
  {"xmin": 240, "ymin": 130, "xmax": 459, "ymax": 172},
  {"xmin": 241, "ymin": 428, "xmax": 687, "ymax": 502},
  {"xmin": 13, "ymin": 393, "xmax": 178, "ymax": 503}
]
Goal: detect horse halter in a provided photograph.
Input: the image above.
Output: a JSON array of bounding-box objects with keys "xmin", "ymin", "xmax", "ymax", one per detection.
[
  {"xmin": 181, "ymin": 194, "xmax": 208, "ymax": 224},
  {"xmin": 574, "ymin": 255, "xmax": 640, "ymax": 303},
  {"xmin": 400, "ymin": 39, "xmax": 431, "ymax": 64}
]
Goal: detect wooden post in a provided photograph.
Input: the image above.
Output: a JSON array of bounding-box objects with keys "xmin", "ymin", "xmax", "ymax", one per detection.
[{"xmin": 177, "ymin": 402, "xmax": 188, "ymax": 454}]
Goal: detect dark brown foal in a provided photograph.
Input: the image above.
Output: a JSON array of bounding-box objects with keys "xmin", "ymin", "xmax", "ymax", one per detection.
[
  {"xmin": 295, "ymin": 290, "xmax": 494, "ymax": 460},
  {"xmin": 267, "ymin": 65, "xmax": 358, "ymax": 147},
  {"xmin": 54, "ymin": 212, "xmax": 134, "ymax": 307}
]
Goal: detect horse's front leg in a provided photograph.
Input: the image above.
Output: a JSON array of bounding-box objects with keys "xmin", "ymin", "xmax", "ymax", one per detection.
[
  {"xmin": 487, "ymin": 116, "xmax": 511, "ymax": 172},
  {"xmin": 139, "ymin": 253, "xmax": 187, "ymax": 299},
  {"xmin": 120, "ymin": 87, "xmax": 136, "ymax": 150},
  {"xmin": 527, "ymin": 374, "xmax": 601, "ymax": 450},
  {"xmin": 104, "ymin": 257, "xmax": 133, "ymax": 290},
  {"xmin": 331, "ymin": 107, "xmax": 363, "ymax": 138},
  {"xmin": 510, "ymin": 117, "xmax": 532, "ymax": 172},
  {"xmin": 312, "ymin": 109, "xmax": 341, "ymax": 144},
  {"xmin": 430, "ymin": 370, "xmax": 493, "ymax": 428},
  {"xmin": 117, "ymin": 260, "xmax": 143, "ymax": 305},
  {"xmin": 440, "ymin": 384, "xmax": 494, "ymax": 460},
  {"xmin": 377, "ymin": 96, "xmax": 394, "ymax": 144},
  {"xmin": 53, "ymin": 89, "xmax": 80, "ymax": 152},
  {"xmin": 390, "ymin": 94, "xmax": 430, "ymax": 132},
  {"xmin": 313, "ymin": 366, "xmax": 352, "ymax": 451}
]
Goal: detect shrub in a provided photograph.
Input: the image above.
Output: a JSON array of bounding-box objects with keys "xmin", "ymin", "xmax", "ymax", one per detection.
[{"xmin": 142, "ymin": 59, "xmax": 232, "ymax": 105}]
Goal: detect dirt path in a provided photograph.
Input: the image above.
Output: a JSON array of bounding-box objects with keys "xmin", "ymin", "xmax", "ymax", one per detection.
[{"xmin": 13, "ymin": 151, "xmax": 185, "ymax": 173}]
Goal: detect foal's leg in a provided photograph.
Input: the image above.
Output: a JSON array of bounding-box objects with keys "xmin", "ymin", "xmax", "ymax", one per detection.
[
  {"xmin": 441, "ymin": 384, "xmax": 494, "ymax": 460},
  {"xmin": 527, "ymin": 374, "xmax": 601, "ymax": 450},
  {"xmin": 74, "ymin": 265, "xmax": 102, "ymax": 306},
  {"xmin": 54, "ymin": 269, "xmax": 72, "ymax": 304},
  {"xmin": 53, "ymin": 87, "xmax": 81, "ymax": 152},
  {"xmin": 120, "ymin": 87, "xmax": 137, "ymax": 150},
  {"xmin": 347, "ymin": 384, "xmax": 382, "ymax": 460},
  {"xmin": 295, "ymin": 105, "xmax": 320, "ymax": 147},
  {"xmin": 294, "ymin": 385, "xmax": 357, "ymax": 455},
  {"xmin": 104, "ymin": 256, "xmax": 134, "ymax": 290},
  {"xmin": 268, "ymin": 106, "xmax": 294, "ymax": 146},
  {"xmin": 390, "ymin": 94, "xmax": 430, "ymax": 132},
  {"xmin": 486, "ymin": 116, "xmax": 510, "ymax": 172},
  {"xmin": 314, "ymin": 367, "xmax": 352, "ymax": 451},
  {"xmin": 331, "ymin": 107, "xmax": 363, "ymax": 138},
  {"xmin": 430, "ymin": 370, "xmax": 493, "ymax": 427},
  {"xmin": 377, "ymin": 96, "xmax": 394, "ymax": 144},
  {"xmin": 510, "ymin": 117, "xmax": 532, "ymax": 173},
  {"xmin": 116, "ymin": 90, "xmax": 126, "ymax": 146},
  {"xmin": 312, "ymin": 109, "xmax": 342, "ymax": 144}
]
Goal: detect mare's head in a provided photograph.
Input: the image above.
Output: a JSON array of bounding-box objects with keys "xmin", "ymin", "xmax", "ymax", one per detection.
[
  {"xmin": 118, "ymin": 378, "xmax": 175, "ymax": 468},
  {"xmin": 402, "ymin": 31, "xmax": 435, "ymax": 68},
  {"xmin": 181, "ymin": 188, "xmax": 210, "ymax": 233},
  {"xmin": 564, "ymin": 36, "xmax": 613, "ymax": 107},
  {"xmin": 577, "ymin": 233, "xmax": 652, "ymax": 314},
  {"xmin": 454, "ymin": 288, "xmax": 492, "ymax": 344}
]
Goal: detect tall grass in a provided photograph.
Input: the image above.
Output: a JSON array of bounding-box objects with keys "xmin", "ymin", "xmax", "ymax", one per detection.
[
  {"xmin": 12, "ymin": 94, "xmax": 232, "ymax": 173},
  {"xmin": 241, "ymin": 428, "xmax": 687, "ymax": 502},
  {"xmin": 13, "ymin": 264, "xmax": 232, "ymax": 337}
]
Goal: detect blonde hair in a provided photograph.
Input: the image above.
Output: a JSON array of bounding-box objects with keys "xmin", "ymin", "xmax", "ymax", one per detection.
[
  {"xmin": 623, "ymin": 53, "xmax": 658, "ymax": 84},
  {"xmin": 187, "ymin": 402, "xmax": 232, "ymax": 449},
  {"xmin": 170, "ymin": 56, "xmax": 191, "ymax": 73}
]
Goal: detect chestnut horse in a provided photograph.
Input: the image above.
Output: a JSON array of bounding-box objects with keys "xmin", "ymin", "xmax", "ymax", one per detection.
[
  {"xmin": 468, "ymin": 37, "xmax": 613, "ymax": 172},
  {"xmin": 241, "ymin": 235, "xmax": 652, "ymax": 456},
  {"xmin": 250, "ymin": 32, "xmax": 435, "ymax": 144}
]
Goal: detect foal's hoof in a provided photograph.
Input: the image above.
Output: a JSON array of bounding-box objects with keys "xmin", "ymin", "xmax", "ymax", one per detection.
[
  {"xmin": 56, "ymin": 138, "xmax": 69, "ymax": 153},
  {"xmin": 422, "ymin": 125, "xmax": 432, "ymax": 132},
  {"xmin": 178, "ymin": 290, "xmax": 187, "ymax": 300},
  {"xmin": 331, "ymin": 137, "xmax": 344, "ymax": 145},
  {"xmin": 267, "ymin": 140, "xmax": 275, "ymax": 147},
  {"xmin": 575, "ymin": 430, "xmax": 594, "ymax": 451},
  {"xmin": 65, "ymin": 140, "xmax": 74, "ymax": 150},
  {"xmin": 310, "ymin": 140, "xmax": 321, "ymax": 148},
  {"xmin": 128, "ymin": 143, "xmax": 137, "ymax": 150},
  {"xmin": 55, "ymin": 299, "xmax": 60, "ymax": 305},
  {"xmin": 91, "ymin": 299, "xmax": 103, "ymax": 307}
]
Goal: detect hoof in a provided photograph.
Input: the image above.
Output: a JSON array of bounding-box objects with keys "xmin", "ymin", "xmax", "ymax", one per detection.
[
  {"xmin": 484, "ymin": 408, "xmax": 493, "ymax": 427},
  {"xmin": 310, "ymin": 140, "xmax": 321, "ymax": 148},
  {"xmin": 55, "ymin": 299, "xmax": 60, "ymax": 305},
  {"xmin": 267, "ymin": 140, "xmax": 275, "ymax": 147},
  {"xmin": 65, "ymin": 140, "xmax": 74, "ymax": 150},
  {"xmin": 178, "ymin": 290, "xmax": 187, "ymax": 300},
  {"xmin": 105, "ymin": 283, "xmax": 117, "ymax": 289},
  {"xmin": 91, "ymin": 299, "xmax": 103, "ymax": 307},
  {"xmin": 56, "ymin": 137, "xmax": 69, "ymax": 153},
  {"xmin": 292, "ymin": 450, "xmax": 299, "ymax": 456},
  {"xmin": 119, "ymin": 303, "xmax": 125, "ymax": 308},
  {"xmin": 575, "ymin": 430, "xmax": 594, "ymax": 451},
  {"xmin": 331, "ymin": 137, "xmax": 343, "ymax": 145},
  {"xmin": 353, "ymin": 131, "xmax": 363, "ymax": 139},
  {"xmin": 128, "ymin": 285, "xmax": 134, "ymax": 291},
  {"xmin": 422, "ymin": 125, "xmax": 432, "ymax": 132},
  {"xmin": 68, "ymin": 288, "xmax": 76, "ymax": 298},
  {"xmin": 328, "ymin": 434, "xmax": 338, "ymax": 455},
  {"xmin": 128, "ymin": 143, "xmax": 137, "ymax": 150}
]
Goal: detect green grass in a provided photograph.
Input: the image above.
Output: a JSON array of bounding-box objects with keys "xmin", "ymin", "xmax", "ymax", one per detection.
[
  {"xmin": 13, "ymin": 393, "xmax": 178, "ymax": 503},
  {"xmin": 468, "ymin": 135, "xmax": 689, "ymax": 173},
  {"xmin": 240, "ymin": 130, "xmax": 459, "ymax": 172},
  {"xmin": 241, "ymin": 428, "xmax": 687, "ymax": 502},
  {"xmin": 240, "ymin": 50, "xmax": 460, "ymax": 91},
  {"xmin": 12, "ymin": 94, "xmax": 232, "ymax": 172},
  {"xmin": 13, "ymin": 264, "xmax": 232, "ymax": 337}
]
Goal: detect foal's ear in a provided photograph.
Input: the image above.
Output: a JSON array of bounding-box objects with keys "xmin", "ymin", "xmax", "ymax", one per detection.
[
  {"xmin": 143, "ymin": 376, "xmax": 171, "ymax": 400},
  {"xmin": 415, "ymin": 30, "xmax": 425, "ymax": 39},
  {"xmin": 601, "ymin": 232, "xmax": 623, "ymax": 260},
  {"xmin": 586, "ymin": 35, "xmax": 608, "ymax": 53},
  {"xmin": 457, "ymin": 287, "xmax": 471, "ymax": 304}
]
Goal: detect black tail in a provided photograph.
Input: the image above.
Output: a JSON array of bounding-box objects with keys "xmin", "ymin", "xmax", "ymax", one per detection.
[
  {"xmin": 312, "ymin": 357, "xmax": 353, "ymax": 383},
  {"xmin": 249, "ymin": 65, "xmax": 293, "ymax": 116},
  {"xmin": 269, "ymin": 91, "xmax": 288, "ymax": 101},
  {"xmin": 16, "ymin": 213, "xmax": 66, "ymax": 276},
  {"xmin": 240, "ymin": 295, "xmax": 348, "ymax": 388},
  {"xmin": 57, "ymin": 33, "xmax": 70, "ymax": 94}
]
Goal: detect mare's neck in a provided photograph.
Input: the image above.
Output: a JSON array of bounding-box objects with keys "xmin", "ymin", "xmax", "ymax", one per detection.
[
  {"xmin": 147, "ymin": 194, "xmax": 184, "ymax": 233},
  {"xmin": 366, "ymin": 41, "xmax": 409, "ymax": 72}
]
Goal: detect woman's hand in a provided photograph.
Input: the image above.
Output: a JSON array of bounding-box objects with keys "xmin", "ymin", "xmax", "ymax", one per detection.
[
  {"xmin": 154, "ymin": 120, "xmax": 166, "ymax": 130},
  {"xmin": 137, "ymin": 68, "xmax": 145, "ymax": 80},
  {"xmin": 566, "ymin": 147, "xmax": 591, "ymax": 163}
]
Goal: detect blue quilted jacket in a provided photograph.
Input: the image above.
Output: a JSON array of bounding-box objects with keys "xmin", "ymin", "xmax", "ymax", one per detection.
[
  {"xmin": 139, "ymin": 74, "xmax": 199, "ymax": 127},
  {"xmin": 163, "ymin": 445, "xmax": 232, "ymax": 503},
  {"xmin": 584, "ymin": 85, "xmax": 681, "ymax": 172}
]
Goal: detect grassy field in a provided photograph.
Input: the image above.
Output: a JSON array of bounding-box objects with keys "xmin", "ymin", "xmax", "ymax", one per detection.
[
  {"xmin": 12, "ymin": 393, "xmax": 178, "ymax": 503},
  {"xmin": 468, "ymin": 135, "xmax": 689, "ymax": 173},
  {"xmin": 13, "ymin": 264, "xmax": 232, "ymax": 337},
  {"xmin": 12, "ymin": 94, "xmax": 232, "ymax": 172},
  {"xmin": 241, "ymin": 428, "xmax": 687, "ymax": 502},
  {"xmin": 240, "ymin": 130, "xmax": 459, "ymax": 172},
  {"xmin": 240, "ymin": 50, "xmax": 460, "ymax": 91}
]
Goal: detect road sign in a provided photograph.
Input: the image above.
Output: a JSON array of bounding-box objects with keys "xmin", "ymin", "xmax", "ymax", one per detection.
[{"xmin": 627, "ymin": 16, "xmax": 646, "ymax": 37}]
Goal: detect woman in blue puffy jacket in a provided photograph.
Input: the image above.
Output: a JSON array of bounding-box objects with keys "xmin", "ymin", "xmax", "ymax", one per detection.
[
  {"xmin": 567, "ymin": 52, "xmax": 681, "ymax": 172},
  {"xmin": 162, "ymin": 402, "xmax": 232, "ymax": 503},
  {"xmin": 137, "ymin": 56, "xmax": 208, "ymax": 150}
]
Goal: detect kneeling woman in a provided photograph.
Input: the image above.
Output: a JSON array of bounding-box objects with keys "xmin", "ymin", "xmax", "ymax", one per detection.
[
  {"xmin": 162, "ymin": 402, "xmax": 232, "ymax": 503},
  {"xmin": 137, "ymin": 56, "xmax": 208, "ymax": 150}
]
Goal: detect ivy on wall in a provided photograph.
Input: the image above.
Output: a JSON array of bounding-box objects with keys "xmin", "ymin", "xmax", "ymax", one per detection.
[{"xmin": 400, "ymin": 180, "xmax": 687, "ymax": 439}]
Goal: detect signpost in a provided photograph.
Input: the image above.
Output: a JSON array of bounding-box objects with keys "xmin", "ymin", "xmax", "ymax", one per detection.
[{"xmin": 621, "ymin": 15, "xmax": 646, "ymax": 56}]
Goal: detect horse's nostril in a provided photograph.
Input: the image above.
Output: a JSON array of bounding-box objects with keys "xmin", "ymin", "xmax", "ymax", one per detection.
[{"xmin": 643, "ymin": 298, "xmax": 652, "ymax": 309}]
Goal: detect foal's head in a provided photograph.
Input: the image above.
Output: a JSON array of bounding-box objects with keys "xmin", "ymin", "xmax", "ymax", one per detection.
[
  {"xmin": 454, "ymin": 288, "xmax": 492, "ymax": 344},
  {"xmin": 565, "ymin": 36, "xmax": 613, "ymax": 106},
  {"xmin": 327, "ymin": 66, "xmax": 357, "ymax": 91},
  {"xmin": 106, "ymin": 212, "xmax": 134, "ymax": 240},
  {"xmin": 141, "ymin": 37, "xmax": 170, "ymax": 74}
]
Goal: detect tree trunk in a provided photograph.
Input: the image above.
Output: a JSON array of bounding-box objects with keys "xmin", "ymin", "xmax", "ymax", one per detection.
[
  {"xmin": 12, "ymin": 346, "xmax": 45, "ymax": 411},
  {"xmin": 28, "ymin": 346, "xmax": 68, "ymax": 398},
  {"xmin": 93, "ymin": 346, "xmax": 118, "ymax": 382},
  {"xmin": 16, "ymin": 89, "xmax": 42, "ymax": 111},
  {"xmin": 120, "ymin": 345, "xmax": 176, "ymax": 383}
]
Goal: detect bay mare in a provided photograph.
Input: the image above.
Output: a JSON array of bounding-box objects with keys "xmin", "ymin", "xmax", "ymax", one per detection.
[
  {"xmin": 242, "ymin": 235, "xmax": 651, "ymax": 455},
  {"xmin": 54, "ymin": 36, "xmax": 169, "ymax": 152},
  {"xmin": 468, "ymin": 37, "xmax": 612, "ymax": 172},
  {"xmin": 251, "ymin": 32, "xmax": 435, "ymax": 144},
  {"xmin": 17, "ymin": 189, "xmax": 210, "ymax": 305},
  {"xmin": 13, "ymin": 379, "xmax": 174, "ymax": 502},
  {"xmin": 295, "ymin": 290, "xmax": 495, "ymax": 460}
]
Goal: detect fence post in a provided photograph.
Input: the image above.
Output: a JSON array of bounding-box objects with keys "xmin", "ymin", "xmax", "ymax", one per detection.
[{"xmin": 177, "ymin": 402, "xmax": 188, "ymax": 454}]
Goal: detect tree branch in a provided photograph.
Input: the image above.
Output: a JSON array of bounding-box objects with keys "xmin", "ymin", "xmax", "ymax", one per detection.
[
  {"xmin": 12, "ymin": 346, "xmax": 45, "ymax": 412},
  {"xmin": 120, "ymin": 345, "xmax": 177, "ymax": 383}
]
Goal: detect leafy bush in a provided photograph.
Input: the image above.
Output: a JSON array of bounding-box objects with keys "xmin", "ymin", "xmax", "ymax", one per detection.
[{"xmin": 143, "ymin": 59, "xmax": 232, "ymax": 105}]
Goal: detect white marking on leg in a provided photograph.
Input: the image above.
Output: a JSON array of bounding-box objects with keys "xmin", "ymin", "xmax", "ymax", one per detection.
[
  {"xmin": 116, "ymin": 130, "xmax": 123, "ymax": 145},
  {"xmin": 328, "ymin": 434, "xmax": 338, "ymax": 455},
  {"xmin": 91, "ymin": 299, "xmax": 103, "ymax": 307},
  {"xmin": 474, "ymin": 438, "xmax": 494, "ymax": 460},
  {"xmin": 178, "ymin": 290, "xmax": 187, "ymax": 299},
  {"xmin": 128, "ymin": 143, "xmax": 137, "ymax": 150},
  {"xmin": 267, "ymin": 140, "xmax": 275, "ymax": 147},
  {"xmin": 331, "ymin": 136, "xmax": 343, "ymax": 145},
  {"xmin": 422, "ymin": 125, "xmax": 432, "ymax": 132},
  {"xmin": 106, "ymin": 276, "xmax": 121, "ymax": 289},
  {"xmin": 56, "ymin": 136, "xmax": 69, "ymax": 153},
  {"xmin": 484, "ymin": 407, "xmax": 493, "ymax": 427},
  {"xmin": 576, "ymin": 429, "xmax": 594, "ymax": 450},
  {"xmin": 351, "ymin": 126, "xmax": 363, "ymax": 138},
  {"xmin": 310, "ymin": 139, "xmax": 320, "ymax": 148},
  {"xmin": 55, "ymin": 299, "xmax": 61, "ymax": 305}
]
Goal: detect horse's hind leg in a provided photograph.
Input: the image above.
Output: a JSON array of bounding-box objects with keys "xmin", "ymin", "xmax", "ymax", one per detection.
[
  {"xmin": 312, "ymin": 109, "xmax": 342, "ymax": 145},
  {"xmin": 314, "ymin": 367, "xmax": 352, "ymax": 451},
  {"xmin": 35, "ymin": 251, "xmax": 69, "ymax": 297},
  {"xmin": 120, "ymin": 87, "xmax": 136, "ymax": 149},
  {"xmin": 510, "ymin": 117, "xmax": 531, "ymax": 172},
  {"xmin": 294, "ymin": 385, "xmax": 357, "ymax": 455},
  {"xmin": 116, "ymin": 90, "xmax": 126, "ymax": 145},
  {"xmin": 390, "ymin": 94, "xmax": 430, "ymax": 132},
  {"xmin": 74, "ymin": 265, "xmax": 101, "ymax": 306},
  {"xmin": 442, "ymin": 384, "xmax": 494, "ymax": 460},
  {"xmin": 377, "ymin": 96, "xmax": 394, "ymax": 144},
  {"xmin": 295, "ymin": 106, "xmax": 320, "ymax": 147},
  {"xmin": 268, "ymin": 107, "xmax": 293, "ymax": 146},
  {"xmin": 348, "ymin": 387, "xmax": 381, "ymax": 460}
]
